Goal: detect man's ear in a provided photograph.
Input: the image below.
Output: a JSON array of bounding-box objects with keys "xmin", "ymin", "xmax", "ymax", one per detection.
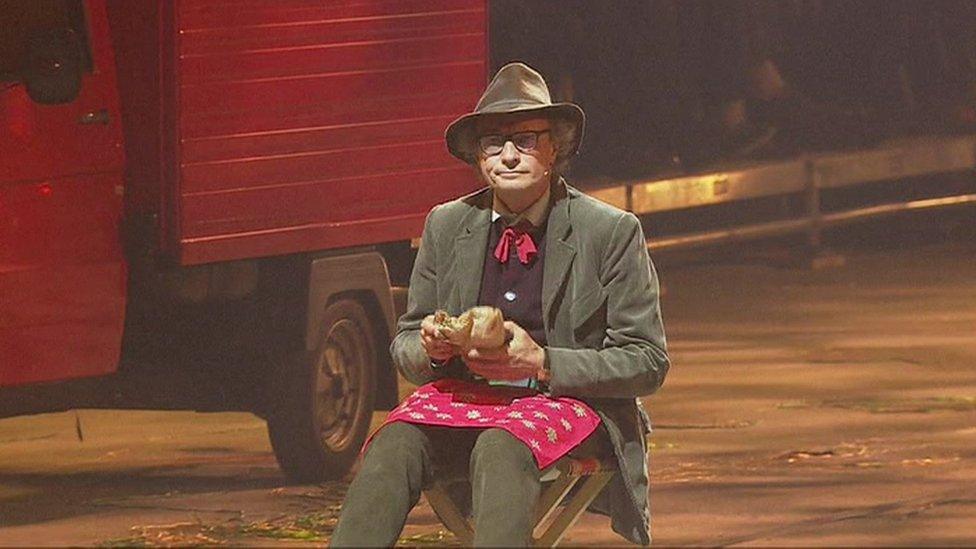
[
  {"xmin": 549, "ymin": 143, "xmax": 563, "ymax": 171},
  {"xmin": 549, "ymin": 137, "xmax": 563, "ymax": 163}
]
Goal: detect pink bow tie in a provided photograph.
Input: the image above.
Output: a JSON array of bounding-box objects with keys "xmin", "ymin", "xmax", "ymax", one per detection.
[{"xmin": 494, "ymin": 226, "xmax": 538, "ymax": 264}]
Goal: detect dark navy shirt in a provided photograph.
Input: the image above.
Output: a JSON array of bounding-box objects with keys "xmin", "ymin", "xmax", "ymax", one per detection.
[{"xmin": 477, "ymin": 218, "xmax": 548, "ymax": 348}]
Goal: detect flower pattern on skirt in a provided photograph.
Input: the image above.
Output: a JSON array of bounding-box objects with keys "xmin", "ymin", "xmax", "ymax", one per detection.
[{"xmin": 369, "ymin": 378, "xmax": 601, "ymax": 469}]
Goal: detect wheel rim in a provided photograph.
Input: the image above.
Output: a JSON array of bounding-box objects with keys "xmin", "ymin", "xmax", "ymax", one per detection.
[{"xmin": 313, "ymin": 316, "xmax": 368, "ymax": 452}]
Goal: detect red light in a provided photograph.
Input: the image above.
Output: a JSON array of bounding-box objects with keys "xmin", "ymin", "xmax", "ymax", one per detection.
[
  {"xmin": 2, "ymin": 86, "xmax": 35, "ymax": 139},
  {"xmin": 38, "ymin": 183, "xmax": 53, "ymax": 197}
]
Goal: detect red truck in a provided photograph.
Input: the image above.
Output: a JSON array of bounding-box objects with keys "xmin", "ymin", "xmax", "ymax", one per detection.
[{"xmin": 0, "ymin": 0, "xmax": 486, "ymax": 481}]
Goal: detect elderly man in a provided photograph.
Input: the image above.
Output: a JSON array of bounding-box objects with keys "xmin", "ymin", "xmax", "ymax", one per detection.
[{"xmin": 331, "ymin": 62, "xmax": 670, "ymax": 547}]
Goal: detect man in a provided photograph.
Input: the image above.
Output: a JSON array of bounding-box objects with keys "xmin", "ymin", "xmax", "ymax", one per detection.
[{"xmin": 331, "ymin": 62, "xmax": 670, "ymax": 547}]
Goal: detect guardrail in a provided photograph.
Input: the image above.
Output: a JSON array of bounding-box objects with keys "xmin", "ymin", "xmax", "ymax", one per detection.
[{"xmin": 586, "ymin": 135, "xmax": 976, "ymax": 252}]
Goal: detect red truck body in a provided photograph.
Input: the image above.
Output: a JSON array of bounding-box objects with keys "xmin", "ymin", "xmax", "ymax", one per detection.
[
  {"xmin": 1, "ymin": 0, "xmax": 486, "ymax": 388},
  {"xmin": 1, "ymin": 0, "xmax": 126, "ymax": 386},
  {"xmin": 114, "ymin": 0, "xmax": 486, "ymax": 265}
]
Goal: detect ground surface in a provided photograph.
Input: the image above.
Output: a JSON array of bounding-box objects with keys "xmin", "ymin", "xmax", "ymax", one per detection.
[{"xmin": 1, "ymin": 233, "xmax": 974, "ymax": 546}]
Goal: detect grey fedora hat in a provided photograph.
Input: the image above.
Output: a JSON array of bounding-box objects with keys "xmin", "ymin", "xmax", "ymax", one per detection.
[{"xmin": 445, "ymin": 62, "xmax": 585, "ymax": 163}]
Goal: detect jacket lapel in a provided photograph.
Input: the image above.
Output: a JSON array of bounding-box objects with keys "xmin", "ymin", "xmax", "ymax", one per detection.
[
  {"xmin": 453, "ymin": 191, "xmax": 492, "ymax": 311},
  {"xmin": 542, "ymin": 179, "xmax": 575, "ymax": 332}
]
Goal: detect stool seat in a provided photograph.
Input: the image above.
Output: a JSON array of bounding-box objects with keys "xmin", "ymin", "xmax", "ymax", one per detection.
[{"xmin": 423, "ymin": 456, "xmax": 617, "ymax": 547}]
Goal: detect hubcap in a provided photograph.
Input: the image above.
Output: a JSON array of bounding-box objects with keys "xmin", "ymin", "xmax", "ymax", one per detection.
[{"xmin": 313, "ymin": 317, "xmax": 367, "ymax": 452}]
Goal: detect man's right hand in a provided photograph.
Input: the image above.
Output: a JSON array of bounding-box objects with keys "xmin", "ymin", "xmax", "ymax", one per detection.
[{"xmin": 421, "ymin": 314, "xmax": 458, "ymax": 362}]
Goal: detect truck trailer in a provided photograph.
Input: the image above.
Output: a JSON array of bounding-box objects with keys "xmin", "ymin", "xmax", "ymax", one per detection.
[{"xmin": 1, "ymin": 0, "xmax": 487, "ymax": 482}]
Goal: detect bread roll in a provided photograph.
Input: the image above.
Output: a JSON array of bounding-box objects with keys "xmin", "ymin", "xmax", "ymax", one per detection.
[
  {"xmin": 433, "ymin": 309, "xmax": 472, "ymax": 346},
  {"xmin": 465, "ymin": 306, "xmax": 506, "ymax": 349},
  {"xmin": 433, "ymin": 306, "xmax": 506, "ymax": 350}
]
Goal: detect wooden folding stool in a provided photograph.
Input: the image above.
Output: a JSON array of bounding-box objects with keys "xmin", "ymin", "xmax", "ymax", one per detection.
[{"xmin": 423, "ymin": 456, "xmax": 616, "ymax": 547}]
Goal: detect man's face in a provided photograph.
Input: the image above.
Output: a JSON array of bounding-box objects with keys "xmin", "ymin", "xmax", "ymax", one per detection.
[{"xmin": 475, "ymin": 116, "xmax": 556, "ymax": 198}]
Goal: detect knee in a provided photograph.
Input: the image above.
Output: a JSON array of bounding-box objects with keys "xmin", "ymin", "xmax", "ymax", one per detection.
[
  {"xmin": 473, "ymin": 428, "xmax": 522, "ymax": 453},
  {"xmin": 470, "ymin": 428, "xmax": 534, "ymax": 471},
  {"xmin": 362, "ymin": 422, "xmax": 428, "ymax": 467}
]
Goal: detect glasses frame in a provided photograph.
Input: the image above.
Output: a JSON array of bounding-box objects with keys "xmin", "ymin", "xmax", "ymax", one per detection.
[{"xmin": 477, "ymin": 129, "xmax": 551, "ymax": 156}]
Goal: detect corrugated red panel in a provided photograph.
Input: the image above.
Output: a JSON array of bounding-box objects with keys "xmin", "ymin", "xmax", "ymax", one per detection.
[
  {"xmin": 178, "ymin": 0, "xmax": 480, "ymax": 31},
  {"xmin": 175, "ymin": 0, "xmax": 486, "ymax": 265},
  {"xmin": 178, "ymin": 11, "xmax": 485, "ymax": 56},
  {"xmin": 182, "ymin": 140, "xmax": 448, "ymax": 194},
  {"xmin": 182, "ymin": 115, "xmax": 456, "ymax": 163},
  {"xmin": 180, "ymin": 88, "xmax": 474, "ymax": 139},
  {"xmin": 180, "ymin": 62, "xmax": 484, "ymax": 116},
  {"xmin": 181, "ymin": 166, "xmax": 475, "ymax": 236},
  {"xmin": 181, "ymin": 33, "xmax": 483, "ymax": 84}
]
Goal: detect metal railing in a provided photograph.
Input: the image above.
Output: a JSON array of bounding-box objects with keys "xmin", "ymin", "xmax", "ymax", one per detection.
[{"xmin": 585, "ymin": 135, "xmax": 976, "ymax": 252}]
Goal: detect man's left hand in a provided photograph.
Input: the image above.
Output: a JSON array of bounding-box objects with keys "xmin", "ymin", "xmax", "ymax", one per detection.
[{"xmin": 463, "ymin": 321, "xmax": 545, "ymax": 381}]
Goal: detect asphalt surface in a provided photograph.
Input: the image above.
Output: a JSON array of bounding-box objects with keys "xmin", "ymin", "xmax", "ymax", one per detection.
[{"xmin": 0, "ymin": 229, "xmax": 974, "ymax": 546}]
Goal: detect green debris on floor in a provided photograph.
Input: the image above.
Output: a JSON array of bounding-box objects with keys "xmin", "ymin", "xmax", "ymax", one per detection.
[{"xmin": 396, "ymin": 529, "xmax": 460, "ymax": 546}]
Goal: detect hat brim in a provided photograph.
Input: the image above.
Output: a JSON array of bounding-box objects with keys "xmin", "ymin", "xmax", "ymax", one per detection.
[{"xmin": 444, "ymin": 102, "xmax": 585, "ymax": 163}]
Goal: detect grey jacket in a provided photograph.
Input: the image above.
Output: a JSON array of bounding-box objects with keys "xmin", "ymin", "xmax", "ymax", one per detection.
[{"xmin": 390, "ymin": 178, "xmax": 670, "ymax": 545}]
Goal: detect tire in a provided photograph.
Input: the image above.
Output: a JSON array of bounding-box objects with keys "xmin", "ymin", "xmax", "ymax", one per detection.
[{"xmin": 267, "ymin": 298, "xmax": 377, "ymax": 483}]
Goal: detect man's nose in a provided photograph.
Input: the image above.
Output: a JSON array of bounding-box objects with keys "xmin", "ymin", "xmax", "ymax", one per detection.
[{"xmin": 499, "ymin": 140, "xmax": 520, "ymax": 166}]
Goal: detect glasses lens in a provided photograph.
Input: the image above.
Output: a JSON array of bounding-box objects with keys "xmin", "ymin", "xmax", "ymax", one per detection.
[
  {"xmin": 512, "ymin": 132, "xmax": 538, "ymax": 152},
  {"xmin": 479, "ymin": 135, "xmax": 504, "ymax": 155}
]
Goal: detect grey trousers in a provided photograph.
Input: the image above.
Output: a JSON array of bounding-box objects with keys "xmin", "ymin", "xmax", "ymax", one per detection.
[{"xmin": 330, "ymin": 422, "xmax": 542, "ymax": 547}]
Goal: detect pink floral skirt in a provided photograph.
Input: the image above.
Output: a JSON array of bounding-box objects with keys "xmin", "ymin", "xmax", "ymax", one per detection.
[{"xmin": 369, "ymin": 378, "xmax": 601, "ymax": 469}]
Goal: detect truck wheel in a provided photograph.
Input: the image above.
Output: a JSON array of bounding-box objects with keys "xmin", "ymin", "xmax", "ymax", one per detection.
[{"xmin": 267, "ymin": 298, "xmax": 376, "ymax": 483}]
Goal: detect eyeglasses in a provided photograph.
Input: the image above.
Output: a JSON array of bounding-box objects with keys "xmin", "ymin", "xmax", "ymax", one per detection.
[{"xmin": 477, "ymin": 129, "xmax": 550, "ymax": 156}]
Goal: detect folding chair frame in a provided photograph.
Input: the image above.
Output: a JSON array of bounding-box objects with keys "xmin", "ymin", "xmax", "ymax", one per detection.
[{"xmin": 424, "ymin": 457, "xmax": 616, "ymax": 547}]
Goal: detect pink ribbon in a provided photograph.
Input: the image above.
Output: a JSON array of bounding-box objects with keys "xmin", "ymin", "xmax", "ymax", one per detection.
[{"xmin": 494, "ymin": 226, "xmax": 538, "ymax": 264}]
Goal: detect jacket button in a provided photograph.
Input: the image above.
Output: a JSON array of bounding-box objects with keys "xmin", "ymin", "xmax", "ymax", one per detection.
[{"xmin": 503, "ymin": 290, "xmax": 517, "ymax": 302}]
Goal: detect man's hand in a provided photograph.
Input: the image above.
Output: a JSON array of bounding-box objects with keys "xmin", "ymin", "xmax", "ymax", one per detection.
[
  {"xmin": 464, "ymin": 321, "xmax": 545, "ymax": 381},
  {"xmin": 420, "ymin": 314, "xmax": 459, "ymax": 362}
]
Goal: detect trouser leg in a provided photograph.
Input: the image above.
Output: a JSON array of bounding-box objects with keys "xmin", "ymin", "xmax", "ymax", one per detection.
[
  {"xmin": 331, "ymin": 422, "xmax": 433, "ymax": 547},
  {"xmin": 469, "ymin": 428, "xmax": 541, "ymax": 547}
]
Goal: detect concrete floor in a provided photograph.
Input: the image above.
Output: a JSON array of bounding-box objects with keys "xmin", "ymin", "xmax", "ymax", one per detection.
[{"xmin": 0, "ymin": 235, "xmax": 973, "ymax": 546}]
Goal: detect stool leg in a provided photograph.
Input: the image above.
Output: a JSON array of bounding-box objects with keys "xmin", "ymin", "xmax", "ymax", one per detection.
[
  {"xmin": 534, "ymin": 472, "xmax": 614, "ymax": 547},
  {"xmin": 534, "ymin": 473, "xmax": 579, "ymax": 528},
  {"xmin": 424, "ymin": 483, "xmax": 475, "ymax": 545}
]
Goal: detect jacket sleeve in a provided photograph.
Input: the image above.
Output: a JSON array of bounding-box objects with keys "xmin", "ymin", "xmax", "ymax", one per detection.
[
  {"xmin": 546, "ymin": 212, "xmax": 670, "ymax": 399},
  {"xmin": 389, "ymin": 205, "xmax": 445, "ymax": 386}
]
